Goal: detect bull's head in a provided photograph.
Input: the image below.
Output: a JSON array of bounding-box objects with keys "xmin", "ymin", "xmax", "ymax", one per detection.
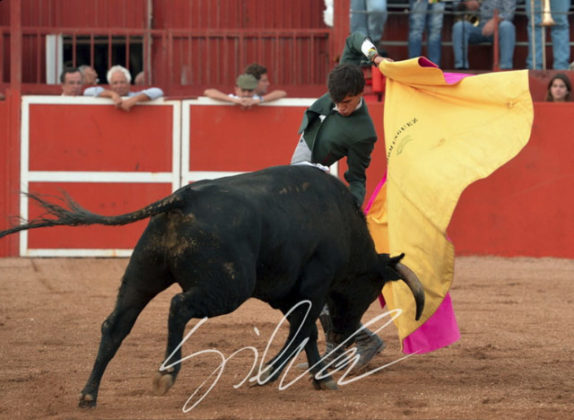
[{"xmin": 379, "ymin": 253, "xmax": 425, "ymax": 321}]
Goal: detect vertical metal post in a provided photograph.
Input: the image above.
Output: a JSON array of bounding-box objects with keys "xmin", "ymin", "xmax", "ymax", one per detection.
[
  {"xmin": 492, "ymin": 9, "xmax": 500, "ymax": 71},
  {"xmin": 10, "ymin": 0, "xmax": 22, "ymax": 91},
  {"xmin": 530, "ymin": 0, "xmax": 537, "ymax": 69},
  {"xmin": 126, "ymin": 33, "xmax": 131, "ymax": 71},
  {"xmin": 541, "ymin": 25, "xmax": 546, "ymax": 70},
  {"xmin": 145, "ymin": 0, "xmax": 153, "ymax": 83},
  {"xmin": 4, "ymin": 0, "xmax": 23, "ymax": 256}
]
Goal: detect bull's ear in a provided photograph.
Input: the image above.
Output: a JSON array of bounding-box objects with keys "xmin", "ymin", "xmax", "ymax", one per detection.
[{"xmin": 377, "ymin": 253, "xmax": 405, "ymax": 281}]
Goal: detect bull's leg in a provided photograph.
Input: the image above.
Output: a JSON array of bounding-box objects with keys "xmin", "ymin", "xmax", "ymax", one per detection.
[
  {"xmin": 154, "ymin": 277, "xmax": 253, "ymax": 396},
  {"xmin": 258, "ymin": 299, "xmax": 337, "ymax": 390},
  {"xmin": 257, "ymin": 251, "xmax": 339, "ymax": 389},
  {"xmin": 79, "ymin": 257, "xmax": 173, "ymax": 408}
]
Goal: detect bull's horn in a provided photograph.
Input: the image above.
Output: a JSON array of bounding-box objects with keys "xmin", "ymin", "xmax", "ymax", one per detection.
[{"xmin": 396, "ymin": 263, "xmax": 425, "ymax": 321}]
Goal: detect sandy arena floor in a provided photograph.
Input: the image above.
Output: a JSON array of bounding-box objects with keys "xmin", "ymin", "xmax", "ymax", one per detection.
[{"xmin": 0, "ymin": 256, "xmax": 573, "ymax": 420}]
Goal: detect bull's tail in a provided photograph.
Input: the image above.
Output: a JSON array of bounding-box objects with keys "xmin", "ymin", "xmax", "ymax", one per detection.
[{"xmin": 0, "ymin": 191, "xmax": 185, "ymax": 239}]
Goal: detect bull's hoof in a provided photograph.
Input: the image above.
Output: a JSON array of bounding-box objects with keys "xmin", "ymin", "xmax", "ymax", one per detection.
[
  {"xmin": 249, "ymin": 365, "xmax": 277, "ymax": 387},
  {"xmin": 249, "ymin": 366, "xmax": 273, "ymax": 387},
  {"xmin": 153, "ymin": 372, "xmax": 174, "ymax": 395},
  {"xmin": 296, "ymin": 361, "xmax": 309, "ymax": 370},
  {"xmin": 78, "ymin": 393, "xmax": 97, "ymax": 408},
  {"xmin": 311, "ymin": 377, "xmax": 338, "ymax": 390}
]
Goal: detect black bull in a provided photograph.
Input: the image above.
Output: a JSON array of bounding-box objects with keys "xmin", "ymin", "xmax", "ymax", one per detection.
[{"xmin": 0, "ymin": 165, "xmax": 424, "ymax": 407}]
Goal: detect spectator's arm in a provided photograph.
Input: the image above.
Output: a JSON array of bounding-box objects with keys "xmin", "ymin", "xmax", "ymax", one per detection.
[
  {"xmin": 84, "ymin": 86, "xmax": 123, "ymax": 107},
  {"xmin": 204, "ymin": 88, "xmax": 242, "ymax": 105},
  {"xmin": 118, "ymin": 93, "xmax": 154, "ymax": 111},
  {"xmin": 261, "ymin": 89, "xmax": 287, "ymax": 103},
  {"xmin": 83, "ymin": 86, "xmax": 105, "ymax": 97},
  {"xmin": 139, "ymin": 87, "xmax": 164, "ymax": 101}
]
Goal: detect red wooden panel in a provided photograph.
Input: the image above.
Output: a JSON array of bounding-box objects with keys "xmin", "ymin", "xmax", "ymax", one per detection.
[
  {"xmin": 20, "ymin": 0, "xmax": 146, "ymax": 28},
  {"xmin": 26, "ymin": 182, "xmax": 172, "ymax": 249},
  {"xmin": 160, "ymin": 33, "xmax": 329, "ymax": 94},
  {"xmin": 0, "ymin": 91, "xmax": 21, "ymax": 257},
  {"xmin": 0, "ymin": 2, "xmax": 8, "ymax": 26},
  {"xmin": 152, "ymin": 0, "xmax": 324, "ymax": 29},
  {"xmin": 28, "ymin": 104, "xmax": 173, "ymax": 172},
  {"xmin": 449, "ymin": 103, "xmax": 574, "ymax": 258},
  {"xmin": 188, "ymin": 105, "xmax": 306, "ymax": 172}
]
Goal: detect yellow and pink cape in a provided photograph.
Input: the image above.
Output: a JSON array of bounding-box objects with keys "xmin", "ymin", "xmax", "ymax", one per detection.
[{"xmin": 365, "ymin": 58, "xmax": 534, "ymax": 353}]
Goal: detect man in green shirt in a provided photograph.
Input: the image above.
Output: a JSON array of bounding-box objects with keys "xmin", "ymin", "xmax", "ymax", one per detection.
[
  {"xmin": 291, "ymin": 32, "xmax": 389, "ymax": 369},
  {"xmin": 291, "ymin": 62, "xmax": 376, "ymax": 206}
]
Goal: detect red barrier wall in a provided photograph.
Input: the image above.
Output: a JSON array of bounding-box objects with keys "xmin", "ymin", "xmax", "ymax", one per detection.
[
  {"xmin": 0, "ymin": 90, "xmax": 20, "ymax": 257},
  {"xmin": 186, "ymin": 102, "xmax": 307, "ymax": 173},
  {"xmin": 1, "ymin": 97, "xmax": 573, "ymax": 258},
  {"xmin": 28, "ymin": 104, "xmax": 174, "ymax": 172},
  {"xmin": 6, "ymin": 96, "xmax": 180, "ymax": 256},
  {"xmin": 448, "ymin": 103, "xmax": 574, "ymax": 258}
]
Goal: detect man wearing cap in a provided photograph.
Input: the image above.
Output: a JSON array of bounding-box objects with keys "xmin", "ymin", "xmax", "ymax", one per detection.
[
  {"xmin": 244, "ymin": 63, "xmax": 287, "ymax": 103},
  {"xmin": 204, "ymin": 74, "xmax": 264, "ymax": 108}
]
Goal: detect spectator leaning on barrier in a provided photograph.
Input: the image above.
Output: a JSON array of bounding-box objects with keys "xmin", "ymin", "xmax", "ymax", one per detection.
[
  {"xmin": 83, "ymin": 65, "xmax": 163, "ymax": 112},
  {"xmin": 79, "ymin": 65, "xmax": 99, "ymax": 86},
  {"xmin": 244, "ymin": 63, "xmax": 287, "ymax": 103},
  {"xmin": 60, "ymin": 67, "xmax": 83, "ymax": 96},
  {"xmin": 452, "ymin": 0, "xmax": 517, "ymax": 70},
  {"xmin": 204, "ymin": 73, "xmax": 264, "ymax": 109}
]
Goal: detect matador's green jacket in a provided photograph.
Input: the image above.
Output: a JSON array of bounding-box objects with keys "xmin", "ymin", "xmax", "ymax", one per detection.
[{"xmin": 298, "ymin": 32, "xmax": 377, "ymax": 205}]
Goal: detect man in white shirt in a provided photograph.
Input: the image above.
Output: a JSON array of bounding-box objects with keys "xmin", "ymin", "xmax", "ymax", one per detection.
[{"xmin": 83, "ymin": 65, "xmax": 163, "ymax": 111}]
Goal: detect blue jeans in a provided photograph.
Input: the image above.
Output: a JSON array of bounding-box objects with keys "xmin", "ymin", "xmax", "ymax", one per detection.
[
  {"xmin": 452, "ymin": 20, "xmax": 516, "ymax": 69},
  {"xmin": 525, "ymin": 0, "xmax": 571, "ymax": 69},
  {"xmin": 350, "ymin": 0, "xmax": 388, "ymax": 44},
  {"xmin": 408, "ymin": 0, "xmax": 446, "ymax": 66}
]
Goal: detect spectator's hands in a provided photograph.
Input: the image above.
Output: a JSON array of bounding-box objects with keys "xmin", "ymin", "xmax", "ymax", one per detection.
[
  {"xmin": 482, "ymin": 17, "xmax": 498, "ymax": 37},
  {"xmin": 118, "ymin": 96, "xmax": 139, "ymax": 112},
  {"xmin": 241, "ymin": 97, "xmax": 263, "ymax": 109},
  {"xmin": 110, "ymin": 91, "xmax": 123, "ymax": 108},
  {"xmin": 232, "ymin": 97, "xmax": 262, "ymax": 109}
]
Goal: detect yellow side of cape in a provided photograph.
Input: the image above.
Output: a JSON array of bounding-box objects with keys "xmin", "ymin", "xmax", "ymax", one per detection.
[{"xmin": 368, "ymin": 59, "xmax": 533, "ymax": 340}]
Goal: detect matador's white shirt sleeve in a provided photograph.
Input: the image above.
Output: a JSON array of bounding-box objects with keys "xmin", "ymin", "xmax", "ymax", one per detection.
[{"xmin": 360, "ymin": 39, "xmax": 377, "ymax": 57}]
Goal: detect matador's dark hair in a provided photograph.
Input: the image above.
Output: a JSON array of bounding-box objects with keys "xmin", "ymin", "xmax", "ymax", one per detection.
[{"xmin": 327, "ymin": 63, "xmax": 365, "ymax": 103}]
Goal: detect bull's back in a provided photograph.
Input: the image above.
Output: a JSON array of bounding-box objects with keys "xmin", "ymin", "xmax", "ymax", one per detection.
[
  {"xmin": 137, "ymin": 165, "xmax": 371, "ymax": 291},
  {"xmin": 185, "ymin": 165, "xmax": 360, "ymax": 239}
]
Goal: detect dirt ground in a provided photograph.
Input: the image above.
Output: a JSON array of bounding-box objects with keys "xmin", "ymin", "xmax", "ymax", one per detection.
[{"xmin": 0, "ymin": 256, "xmax": 573, "ymax": 420}]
